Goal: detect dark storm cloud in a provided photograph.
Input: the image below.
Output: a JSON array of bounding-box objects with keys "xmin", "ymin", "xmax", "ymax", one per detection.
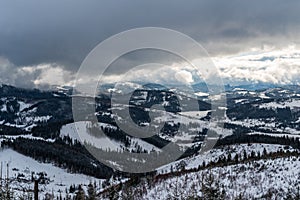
[{"xmin": 1, "ymin": 0, "xmax": 300, "ymax": 86}]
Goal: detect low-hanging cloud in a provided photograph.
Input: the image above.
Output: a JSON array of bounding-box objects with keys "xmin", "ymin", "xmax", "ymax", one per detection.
[
  {"xmin": 0, "ymin": 57, "xmax": 74, "ymax": 89},
  {"xmin": 175, "ymin": 70, "xmax": 194, "ymax": 84}
]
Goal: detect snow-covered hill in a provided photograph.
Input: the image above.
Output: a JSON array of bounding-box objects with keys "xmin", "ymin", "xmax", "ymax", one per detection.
[
  {"xmin": 157, "ymin": 143, "xmax": 293, "ymax": 174},
  {"xmin": 99, "ymin": 143, "xmax": 300, "ymax": 200},
  {"xmin": 0, "ymin": 148, "xmax": 104, "ymax": 199},
  {"xmin": 138, "ymin": 156, "xmax": 300, "ymax": 199},
  {"xmin": 60, "ymin": 121, "xmax": 161, "ymax": 153},
  {"xmin": 1, "ymin": 84, "xmax": 300, "ymax": 199}
]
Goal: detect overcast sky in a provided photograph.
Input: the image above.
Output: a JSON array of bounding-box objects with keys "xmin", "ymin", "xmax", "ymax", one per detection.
[{"xmin": 1, "ymin": 0, "xmax": 300, "ymax": 88}]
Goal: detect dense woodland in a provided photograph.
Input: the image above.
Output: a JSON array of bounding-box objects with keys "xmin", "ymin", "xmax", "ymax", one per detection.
[{"xmin": 1, "ymin": 137, "xmax": 113, "ymax": 179}]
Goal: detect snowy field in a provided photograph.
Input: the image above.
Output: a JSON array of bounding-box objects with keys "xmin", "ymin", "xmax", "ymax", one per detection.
[
  {"xmin": 60, "ymin": 121, "xmax": 161, "ymax": 153},
  {"xmin": 0, "ymin": 148, "xmax": 104, "ymax": 198}
]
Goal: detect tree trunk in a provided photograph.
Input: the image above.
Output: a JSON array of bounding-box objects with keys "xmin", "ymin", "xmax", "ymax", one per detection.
[{"xmin": 34, "ymin": 180, "xmax": 39, "ymax": 200}]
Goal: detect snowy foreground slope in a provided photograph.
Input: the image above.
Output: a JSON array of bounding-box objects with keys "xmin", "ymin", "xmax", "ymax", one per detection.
[
  {"xmin": 99, "ymin": 144, "xmax": 300, "ymax": 200},
  {"xmin": 157, "ymin": 143, "xmax": 293, "ymax": 174},
  {"xmin": 1, "ymin": 141, "xmax": 300, "ymax": 199},
  {"xmin": 0, "ymin": 148, "xmax": 103, "ymax": 198},
  {"xmin": 139, "ymin": 156, "xmax": 300, "ymax": 200}
]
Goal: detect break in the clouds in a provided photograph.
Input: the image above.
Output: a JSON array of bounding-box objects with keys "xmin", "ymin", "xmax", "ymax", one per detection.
[{"xmin": 1, "ymin": 0, "xmax": 300, "ymax": 88}]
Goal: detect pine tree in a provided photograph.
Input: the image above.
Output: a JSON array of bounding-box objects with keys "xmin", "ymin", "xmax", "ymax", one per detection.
[
  {"xmin": 250, "ymin": 151, "xmax": 256, "ymax": 158},
  {"xmin": 201, "ymin": 172, "xmax": 226, "ymax": 200},
  {"xmin": 227, "ymin": 153, "xmax": 232, "ymax": 163},
  {"xmin": 263, "ymin": 147, "xmax": 267, "ymax": 158},
  {"xmin": 234, "ymin": 154, "xmax": 239, "ymax": 164},
  {"xmin": 243, "ymin": 150, "xmax": 247, "ymax": 160},
  {"xmin": 87, "ymin": 182, "xmax": 96, "ymax": 200},
  {"xmin": 69, "ymin": 184, "xmax": 75, "ymax": 193},
  {"xmin": 75, "ymin": 185, "xmax": 86, "ymax": 200}
]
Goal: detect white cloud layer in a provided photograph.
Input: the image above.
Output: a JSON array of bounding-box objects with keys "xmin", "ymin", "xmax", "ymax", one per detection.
[
  {"xmin": 1, "ymin": 45, "xmax": 300, "ymax": 89},
  {"xmin": 213, "ymin": 45, "xmax": 300, "ymax": 85},
  {"xmin": 175, "ymin": 70, "xmax": 194, "ymax": 83},
  {"xmin": 99, "ymin": 63, "xmax": 201, "ymax": 86},
  {"xmin": 0, "ymin": 57, "xmax": 74, "ymax": 89}
]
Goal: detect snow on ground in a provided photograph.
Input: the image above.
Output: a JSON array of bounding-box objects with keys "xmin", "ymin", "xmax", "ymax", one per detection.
[
  {"xmin": 0, "ymin": 148, "xmax": 103, "ymax": 198},
  {"xmin": 129, "ymin": 138, "xmax": 162, "ymax": 152},
  {"xmin": 194, "ymin": 92, "xmax": 209, "ymax": 97},
  {"xmin": 0, "ymin": 134, "xmax": 55, "ymax": 144},
  {"xmin": 153, "ymin": 110, "xmax": 207, "ymax": 125},
  {"xmin": 258, "ymin": 92, "xmax": 270, "ymax": 99},
  {"xmin": 224, "ymin": 116, "xmax": 300, "ymax": 135},
  {"xmin": 18, "ymin": 101, "xmax": 33, "ymax": 112},
  {"xmin": 24, "ymin": 115, "xmax": 52, "ymax": 123},
  {"xmin": 157, "ymin": 143, "xmax": 293, "ymax": 174},
  {"xmin": 248, "ymin": 131, "xmax": 300, "ymax": 138},
  {"xmin": 235, "ymin": 90, "xmax": 248, "ymax": 95},
  {"xmin": 0, "ymin": 104, "xmax": 7, "ymax": 112},
  {"xmin": 259, "ymin": 99, "xmax": 300, "ymax": 109},
  {"xmin": 208, "ymin": 94, "xmax": 224, "ymax": 101},
  {"xmin": 60, "ymin": 121, "xmax": 123, "ymax": 152},
  {"xmin": 178, "ymin": 111, "xmax": 210, "ymax": 119},
  {"xmin": 141, "ymin": 156, "xmax": 300, "ymax": 200},
  {"xmin": 153, "ymin": 109, "xmax": 232, "ymax": 145},
  {"xmin": 234, "ymin": 99, "xmax": 248, "ymax": 104},
  {"xmin": 99, "ymin": 143, "xmax": 299, "ymax": 199},
  {"xmin": 60, "ymin": 121, "xmax": 161, "ymax": 153},
  {"xmin": 0, "ymin": 99, "xmax": 33, "ymax": 113},
  {"xmin": 224, "ymin": 118, "xmax": 269, "ymax": 128},
  {"xmin": 0, "ymin": 100, "xmax": 52, "ymax": 130}
]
